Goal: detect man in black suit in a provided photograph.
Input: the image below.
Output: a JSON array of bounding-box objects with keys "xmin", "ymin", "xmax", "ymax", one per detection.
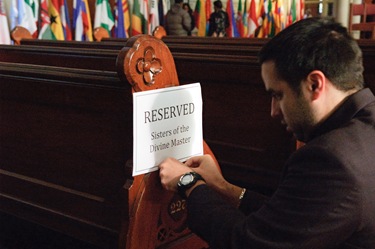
[{"xmin": 159, "ymin": 17, "xmax": 375, "ymax": 248}]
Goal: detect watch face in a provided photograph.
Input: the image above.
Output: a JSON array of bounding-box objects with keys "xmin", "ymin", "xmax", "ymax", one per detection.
[{"xmin": 181, "ymin": 174, "xmax": 194, "ymax": 185}]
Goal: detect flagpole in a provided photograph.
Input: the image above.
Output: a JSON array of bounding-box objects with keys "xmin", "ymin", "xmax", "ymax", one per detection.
[{"xmin": 38, "ymin": 0, "xmax": 42, "ymax": 36}]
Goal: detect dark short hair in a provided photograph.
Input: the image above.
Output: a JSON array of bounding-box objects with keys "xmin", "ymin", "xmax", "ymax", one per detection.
[
  {"xmin": 259, "ymin": 17, "xmax": 364, "ymax": 92},
  {"xmin": 213, "ymin": 0, "xmax": 222, "ymax": 8},
  {"xmin": 175, "ymin": 0, "xmax": 183, "ymax": 4}
]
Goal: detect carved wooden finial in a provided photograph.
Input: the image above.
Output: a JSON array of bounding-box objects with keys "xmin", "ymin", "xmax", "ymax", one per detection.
[
  {"xmin": 152, "ymin": 26, "xmax": 167, "ymax": 39},
  {"xmin": 10, "ymin": 26, "xmax": 32, "ymax": 45},
  {"xmin": 116, "ymin": 35, "xmax": 179, "ymax": 92}
]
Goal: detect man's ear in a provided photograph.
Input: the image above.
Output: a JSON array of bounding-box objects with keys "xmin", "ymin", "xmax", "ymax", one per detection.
[{"xmin": 305, "ymin": 70, "xmax": 325, "ymax": 100}]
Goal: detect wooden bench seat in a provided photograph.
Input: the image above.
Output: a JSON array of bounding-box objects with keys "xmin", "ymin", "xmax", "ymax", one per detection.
[{"xmin": 0, "ymin": 35, "xmax": 215, "ymax": 249}]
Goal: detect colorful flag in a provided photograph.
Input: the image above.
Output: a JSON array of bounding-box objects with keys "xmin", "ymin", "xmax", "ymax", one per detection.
[
  {"xmin": 0, "ymin": 0, "xmax": 11, "ymax": 44},
  {"xmin": 48, "ymin": 0, "xmax": 64, "ymax": 40},
  {"xmin": 149, "ymin": 0, "xmax": 159, "ymax": 34},
  {"xmin": 274, "ymin": 0, "xmax": 285, "ymax": 34},
  {"xmin": 73, "ymin": 0, "xmax": 93, "ymax": 41},
  {"xmin": 94, "ymin": 0, "xmax": 114, "ymax": 36},
  {"xmin": 38, "ymin": 0, "xmax": 53, "ymax": 39},
  {"xmin": 242, "ymin": 0, "xmax": 248, "ymax": 37},
  {"xmin": 132, "ymin": 0, "xmax": 148, "ymax": 35},
  {"xmin": 288, "ymin": 0, "xmax": 297, "ymax": 25},
  {"xmin": 261, "ymin": 0, "xmax": 273, "ymax": 37},
  {"xmin": 193, "ymin": 0, "xmax": 206, "ymax": 37},
  {"xmin": 114, "ymin": 0, "xmax": 130, "ymax": 37},
  {"xmin": 247, "ymin": 0, "xmax": 257, "ymax": 37},
  {"xmin": 236, "ymin": 0, "xmax": 244, "ymax": 37},
  {"xmin": 60, "ymin": 0, "xmax": 72, "ymax": 40},
  {"xmin": 141, "ymin": 0, "xmax": 150, "ymax": 34},
  {"xmin": 225, "ymin": 0, "xmax": 239, "ymax": 37},
  {"xmin": 299, "ymin": 0, "xmax": 304, "ymax": 20},
  {"xmin": 205, "ymin": 0, "xmax": 211, "ymax": 35},
  {"xmin": 267, "ymin": 0, "xmax": 275, "ymax": 37},
  {"xmin": 256, "ymin": 0, "xmax": 265, "ymax": 37}
]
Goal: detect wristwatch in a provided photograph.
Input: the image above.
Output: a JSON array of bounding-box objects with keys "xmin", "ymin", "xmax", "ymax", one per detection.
[{"xmin": 177, "ymin": 172, "xmax": 205, "ymax": 199}]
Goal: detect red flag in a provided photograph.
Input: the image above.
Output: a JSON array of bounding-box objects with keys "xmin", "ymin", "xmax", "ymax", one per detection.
[{"xmin": 247, "ymin": 0, "xmax": 257, "ymax": 37}]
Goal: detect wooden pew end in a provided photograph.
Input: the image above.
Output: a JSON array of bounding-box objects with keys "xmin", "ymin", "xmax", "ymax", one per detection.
[
  {"xmin": 11, "ymin": 26, "xmax": 32, "ymax": 45},
  {"xmin": 94, "ymin": 27, "xmax": 110, "ymax": 41},
  {"xmin": 153, "ymin": 26, "xmax": 167, "ymax": 39}
]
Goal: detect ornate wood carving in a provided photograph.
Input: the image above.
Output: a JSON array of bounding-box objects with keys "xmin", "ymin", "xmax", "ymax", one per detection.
[{"xmin": 117, "ymin": 35, "xmax": 216, "ymax": 249}]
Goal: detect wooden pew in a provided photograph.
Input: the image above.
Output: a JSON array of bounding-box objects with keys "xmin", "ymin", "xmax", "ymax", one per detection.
[
  {"xmin": 20, "ymin": 38, "xmax": 262, "ymax": 56},
  {"xmin": 101, "ymin": 36, "xmax": 270, "ymax": 47},
  {"xmin": 0, "ymin": 35, "xmax": 216, "ymax": 249},
  {"xmin": 1, "ymin": 41, "xmax": 287, "ymax": 194},
  {"xmin": 0, "ymin": 44, "xmax": 119, "ymax": 71},
  {"xmin": 5, "ymin": 37, "xmax": 375, "ymax": 194}
]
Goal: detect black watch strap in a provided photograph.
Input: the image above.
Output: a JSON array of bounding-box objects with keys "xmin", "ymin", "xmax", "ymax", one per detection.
[{"xmin": 177, "ymin": 172, "xmax": 204, "ymax": 199}]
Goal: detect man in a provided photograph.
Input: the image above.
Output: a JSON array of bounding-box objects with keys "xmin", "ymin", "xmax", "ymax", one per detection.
[
  {"xmin": 165, "ymin": 0, "xmax": 191, "ymax": 36},
  {"xmin": 159, "ymin": 17, "xmax": 375, "ymax": 248},
  {"xmin": 208, "ymin": 0, "xmax": 229, "ymax": 37}
]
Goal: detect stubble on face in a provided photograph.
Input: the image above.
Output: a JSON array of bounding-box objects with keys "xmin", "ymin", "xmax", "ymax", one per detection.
[{"xmin": 262, "ymin": 61, "xmax": 315, "ymax": 142}]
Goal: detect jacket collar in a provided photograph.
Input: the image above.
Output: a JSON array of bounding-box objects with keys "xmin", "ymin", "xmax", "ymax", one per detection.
[{"xmin": 306, "ymin": 88, "xmax": 375, "ymax": 142}]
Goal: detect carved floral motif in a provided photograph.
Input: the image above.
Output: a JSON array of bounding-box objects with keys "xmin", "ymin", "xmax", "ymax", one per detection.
[{"xmin": 136, "ymin": 47, "xmax": 162, "ymax": 86}]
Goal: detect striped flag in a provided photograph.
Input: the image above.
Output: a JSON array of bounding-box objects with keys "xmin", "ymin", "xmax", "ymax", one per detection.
[
  {"xmin": 48, "ymin": 0, "xmax": 65, "ymax": 40},
  {"xmin": 236, "ymin": 0, "xmax": 244, "ymax": 37},
  {"xmin": 131, "ymin": 0, "xmax": 148, "ymax": 35},
  {"xmin": 0, "ymin": 0, "xmax": 11, "ymax": 44},
  {"xmin": 114, "ymin": 0, "xmax": 130, "ymax": 38},
  {"xmin": 60, "ymin": 0, "xmax": 72, "ymax": 40},
  {"xmin": 94, "ymin": 0, "xmax": 114, "ymax": 36},
  {"xmin": 226, "ymin": 0, "xmax": 239, "ymax": 37},
  {"xmin": 288, "ymin": 0, "xmax": 297, "ymax": 25},
  {"xmin": 73, "ymin": 0, "xmax": 93, "ymax": 41},
  {"xmin": 268, "ymin": 0, "xmax": 275, "ymax": 37},
  {"xmin": 242, "ymin": 0, "xmax": 248, "ymax": 37},
  {"xmin": 193, "ymin": 0, "xmax": 206, "ymax": 37},
  {"xmin": 38, "ymin": 0, "xmax": 53, "ymax": 39},
  {"xmin": 256, "ymin": 0, "xmax": 265, "ymax": 37},
  {"xmin": 205, "ymin": 0, "xmax": 211, "ymax": 35}
]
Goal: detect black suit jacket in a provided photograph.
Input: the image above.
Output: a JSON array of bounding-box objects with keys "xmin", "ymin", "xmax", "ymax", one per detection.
[{"xmin": 187, "ymin": 88, "xmax": 375, "ymax": 249}]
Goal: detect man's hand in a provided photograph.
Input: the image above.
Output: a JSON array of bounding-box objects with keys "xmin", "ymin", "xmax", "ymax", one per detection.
[
  {"xmin": 159, "ymin": 157, "xmax": 193, "ymax": 192},
  {"xmin": 185, "ymin": 155, "xmax": 226, "ymax": 193}
]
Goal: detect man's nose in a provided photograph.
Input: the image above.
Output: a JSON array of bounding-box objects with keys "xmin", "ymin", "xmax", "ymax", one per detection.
[{"xmin": 270, "ymin": 98, "xmax": 281, "ymax": 119}]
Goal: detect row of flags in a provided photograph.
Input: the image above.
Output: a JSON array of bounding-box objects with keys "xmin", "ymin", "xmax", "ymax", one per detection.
[
  {"xmin": 191, "ymin": 0, "xmax": 306, "ymax": 38},
  {"xmin": 0, "ymin": 0, "xmax": 306, "ymax": 44},
  {"xmin": 235, "ymin": 0, "xmax": 306, "ymax": 38}
]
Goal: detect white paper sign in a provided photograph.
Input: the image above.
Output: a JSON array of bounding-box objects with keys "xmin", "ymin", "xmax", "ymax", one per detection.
[{"xmin": 132, "ymin": 83, "xmax": 203, "ymax": 176}]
